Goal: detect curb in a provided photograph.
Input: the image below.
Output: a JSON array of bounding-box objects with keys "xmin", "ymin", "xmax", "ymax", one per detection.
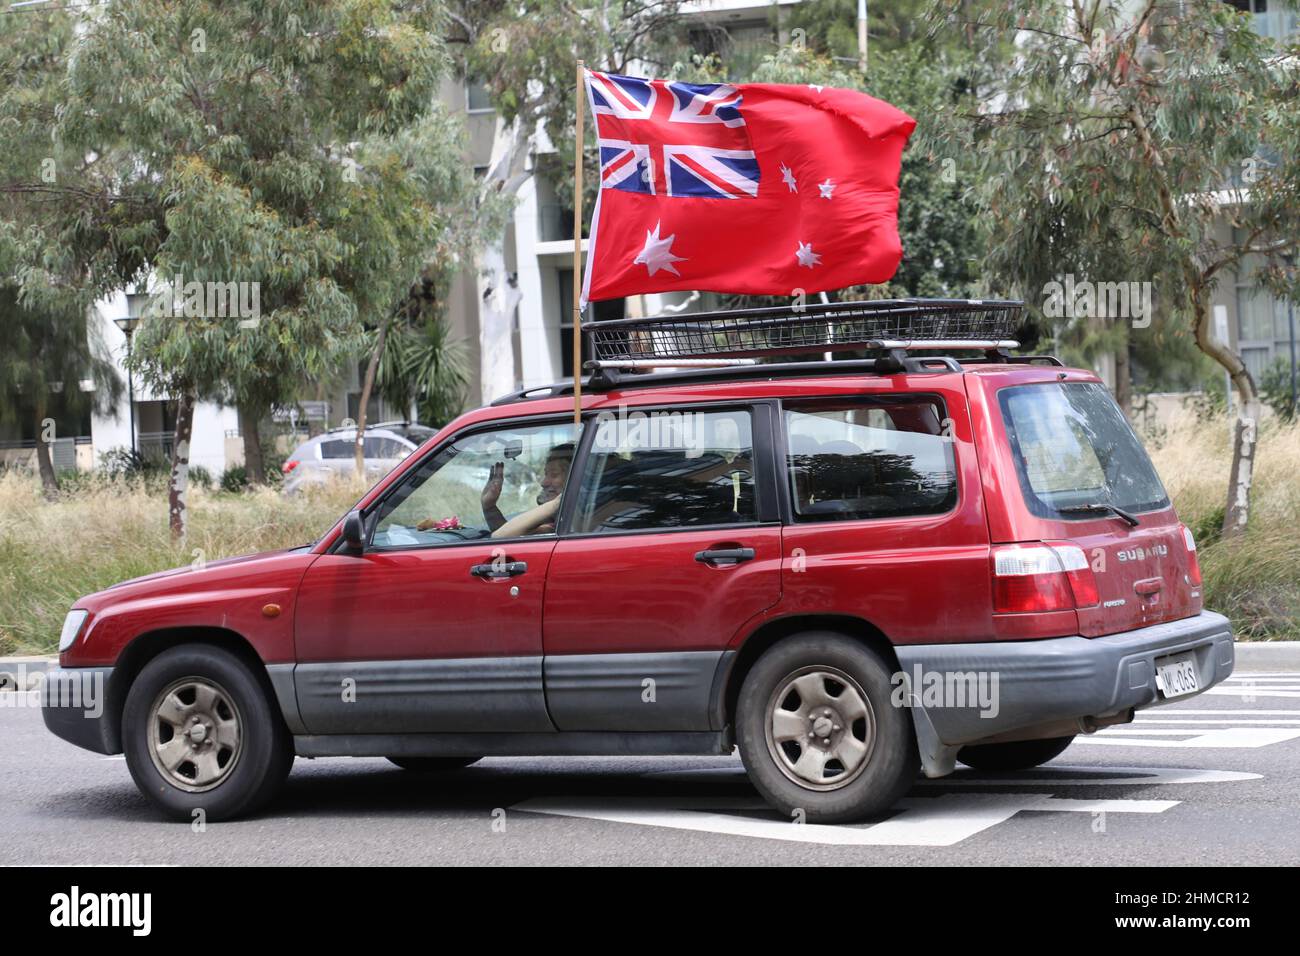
[{"xmin": 1231, "ymin": 641, "xmax": 1300, "ymax": 672}]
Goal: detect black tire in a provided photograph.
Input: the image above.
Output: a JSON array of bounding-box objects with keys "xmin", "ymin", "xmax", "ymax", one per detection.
[
  {"xmin": 736, "ymin": 632, "xmax": 919, "ymax": 824},
  {"xmin": 122, "ymin": 644, "xmax": 293, "ymax": 822},
  {"xmin": 957, "ymin": 734, "xmax": 1076, "ymax": 771},
  {"xmin": 386, "ymin": 756, "xmax": 482, "ymax": 772}
]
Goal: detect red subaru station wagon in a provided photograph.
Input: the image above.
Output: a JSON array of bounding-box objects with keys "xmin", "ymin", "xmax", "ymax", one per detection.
[{"xmin": 44, "ymin": 300, "xmax": 1233, "ymax": 823}]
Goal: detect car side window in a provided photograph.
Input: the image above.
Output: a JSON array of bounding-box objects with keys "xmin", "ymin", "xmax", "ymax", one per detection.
[
  {"xmin": 785, "ymin": 398, "xmax": 957, "ymax": 521},
  {"xmin": 571, "ymin": 409, "xmax": 756, "ymax": 533},
  {"xmin": 370, "ymin": 421, "xmax": 580, "ymax": 549}
]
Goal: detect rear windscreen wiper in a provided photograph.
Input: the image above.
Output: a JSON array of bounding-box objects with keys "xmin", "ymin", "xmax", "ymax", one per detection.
[{"xmin": 1057, "ymin": 503, "xmax": 1141, "ymax": 527}]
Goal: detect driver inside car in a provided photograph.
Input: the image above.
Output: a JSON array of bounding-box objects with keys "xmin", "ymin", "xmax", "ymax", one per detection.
[{"xmin": 417, "ymin": 442, "xmax": 574, "ymax": 538}]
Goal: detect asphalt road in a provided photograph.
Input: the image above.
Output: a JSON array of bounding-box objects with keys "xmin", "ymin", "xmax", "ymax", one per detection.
[{"xmin": 2, "ymin": 671, "xmax": 1297, "ymax": 866}]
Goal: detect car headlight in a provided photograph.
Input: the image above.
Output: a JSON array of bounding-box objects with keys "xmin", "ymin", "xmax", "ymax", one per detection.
[{"xmin": 59, "ymin": 609, "xmax": 89, "ymax": 652}]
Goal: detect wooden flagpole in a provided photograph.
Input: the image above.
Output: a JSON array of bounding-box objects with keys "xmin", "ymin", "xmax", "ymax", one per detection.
[{"xmin": 572, "ymin": 60, "xmax": 585, "ymax": 426}]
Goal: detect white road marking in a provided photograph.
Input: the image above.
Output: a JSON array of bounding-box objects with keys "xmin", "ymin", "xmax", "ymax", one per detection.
[
  {"xmin": 513, "ymin": 764, "xmax": 1260, "ymax": 845},
  {"xmin": 511, "ymin": 792, "xmax": 1181, "ymax": 846},
  {"xmin": 646, "ymin": 765, "xmax": 1260, "ymax": 787},
  {"xmin": 1078, "ymin": 727, "xmax": 1300, "ymax": 747}
]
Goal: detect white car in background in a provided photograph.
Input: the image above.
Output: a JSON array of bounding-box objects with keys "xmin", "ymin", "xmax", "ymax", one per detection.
[{"xmin": 280, "ymin": 422, "xmax": 436, "ymax": 495}]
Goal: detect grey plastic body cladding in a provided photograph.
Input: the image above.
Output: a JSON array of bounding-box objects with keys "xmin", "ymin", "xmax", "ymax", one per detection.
[
  {"xmin": 282, "ymin": 650, "xmax": 736, "ymax": 744},
  {"xmin": 895, "ymin": 610, "xmax": 1234, "ymax": 778}
]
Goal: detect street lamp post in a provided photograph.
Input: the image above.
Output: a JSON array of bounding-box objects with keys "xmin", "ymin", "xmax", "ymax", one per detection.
[{"xmin": 113, "ymin": 316, "xmax": 140, "ymax": 459}]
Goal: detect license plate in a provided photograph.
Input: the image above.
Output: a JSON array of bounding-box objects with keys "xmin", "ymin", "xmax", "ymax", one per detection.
[{"xmin": 1155, "ymin": 653, "xmax": 1199, "ymax": 699}]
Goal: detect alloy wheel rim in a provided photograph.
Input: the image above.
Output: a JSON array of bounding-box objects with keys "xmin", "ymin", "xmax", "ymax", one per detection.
[
  {"xmin": 147, "ymin": 677, "xmax": 243, "ymax": 793},
  {"xmin": 765, "ymin": 665, "xmax": 876, "ymax": 792}
]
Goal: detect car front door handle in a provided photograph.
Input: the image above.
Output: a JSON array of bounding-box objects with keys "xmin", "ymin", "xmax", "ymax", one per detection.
[
  {"xmin": 469, "ymin": 560, "xmax": 528, "ymax": 579},
  {"xmin": 695, "ymin": 547, "xmax": 756, "ymax": 566}
]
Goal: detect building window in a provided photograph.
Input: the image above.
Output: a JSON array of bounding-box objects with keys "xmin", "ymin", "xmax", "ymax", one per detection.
[
  {"xmin": 466, "ymin": 77, "xmax": 493, "ymax": 112},
  {"xmin": 1226, "ymin": 0, "xmax": 1299, "ymax": 41}
]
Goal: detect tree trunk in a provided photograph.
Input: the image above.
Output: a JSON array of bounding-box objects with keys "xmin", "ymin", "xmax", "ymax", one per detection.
[
  {"xmin": 168, "ymin": 389, "xmax": 196, "ymax": 542},
  {"xmin": 1128, "ymin": 101, "xmax": 1258, "ymax": 539},
  {"xmin": 32, "ymin": 398, "xmax": 58, "ymax": 500},
  {"xmin": 1114, "ymin": 328, "xmax": 1132, "ymax": 420},
  {"xmin": 354, "ymin": 313, "xmax": 392, "ymax": 475},
  {"xmin": 1191, "ymin": 285, "xmax": 1259, "ymax": 538},
  {"xmin": 476, "ymin": 114, "xmax": 533, "ymax": 405},
  {"xmin": 238, "ymin": 402, "xmax": 265, "ymax": 484},
  {"xmin": 478, "ymin": 239, "xmax": 521, "ymax": 404}
]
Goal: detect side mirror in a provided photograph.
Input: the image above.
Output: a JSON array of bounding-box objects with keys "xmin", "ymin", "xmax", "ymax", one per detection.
[
  {"xmin": 341, "ymin": 510, "xmax": 366, "ymax": 554},
  {"xmin": 503, "ymin": 438, "xmax": 523, "ymax": 460}
]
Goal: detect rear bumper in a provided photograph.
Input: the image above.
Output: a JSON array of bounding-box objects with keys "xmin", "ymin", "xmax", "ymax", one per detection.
[
  {"xmin": 41, "ymin": 666, "xmax": 118, "ymax": 755},
  {"xmin": 895, "ymin": 611, "xmax": 1234, "ymax": 776}
]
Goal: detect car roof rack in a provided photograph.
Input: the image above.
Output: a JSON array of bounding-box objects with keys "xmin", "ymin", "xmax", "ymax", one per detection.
[
  {"xmin": 490, "ymin": 298, "xmax": 1062, "ymax": 406},
  {"xmin": 584, "ymin": 297, "xmax": 1025, "ymax": 365}
]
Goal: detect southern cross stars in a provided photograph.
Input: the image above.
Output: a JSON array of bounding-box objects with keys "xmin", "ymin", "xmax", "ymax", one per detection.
[
  {"xmin": 818, "ymin": 178, "xmax": 835, "ymax": 199},
  {"xmin": 780, "ymin": 162, "xmax": 798, "ymax": 193},
  {"xmin": 633, "ymin": 220, "xmax": 686, "ymax": 277},
  {"xmin": 795, "ymin": 241, "xmax": 821, "ymax": 269}
]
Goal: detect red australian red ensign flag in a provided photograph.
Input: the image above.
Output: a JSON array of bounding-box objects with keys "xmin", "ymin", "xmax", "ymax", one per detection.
[{"xmin": 579, "ymin": 70, "xmax": 916, "ymax": 306}]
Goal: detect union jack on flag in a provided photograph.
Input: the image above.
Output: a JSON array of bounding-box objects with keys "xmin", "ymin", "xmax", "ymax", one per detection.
[{"xmin": 586, "ymin": 71, "xmax": 760, "ymax": 200}]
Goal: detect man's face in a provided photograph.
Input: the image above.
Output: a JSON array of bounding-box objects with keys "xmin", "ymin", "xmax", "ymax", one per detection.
[{"xmin": 538, "ymin": 454, "xmax": 571, "ymax": 504}]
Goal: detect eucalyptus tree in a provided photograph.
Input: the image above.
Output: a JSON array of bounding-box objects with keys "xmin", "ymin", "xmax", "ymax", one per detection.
[
  {"xmin": 48, "ymin": 0, "xmax": 484, "ymax": 533},
  {"xmin": 929, "ymin": 0, "xmax": 1300, "ymax": 537},
  {"xmin": 0, "ymin": 7, "xmax": 125, "ymax": 497}
]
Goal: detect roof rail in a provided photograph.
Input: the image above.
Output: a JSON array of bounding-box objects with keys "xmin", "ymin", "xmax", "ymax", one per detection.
[{"xmin": 585, "ymin": 297, "xmax": 1024, "ymax": 363}]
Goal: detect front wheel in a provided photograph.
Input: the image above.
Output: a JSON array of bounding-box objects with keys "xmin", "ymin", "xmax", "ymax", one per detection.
[
  {"xmin": 122, "ymin": 645, "xmax": 293, "ymax": 821},
  {"xmin": 736, "ymin": 633, "xmax": 919, "ymax": 824},
  {"xmin": 957, "ymin": 735, "xmax": 1076, "ymax": 771}
]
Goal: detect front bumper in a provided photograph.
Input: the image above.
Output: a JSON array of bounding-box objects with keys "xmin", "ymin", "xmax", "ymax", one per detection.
[
  {"xmin": 895, "ymin": 611, "xmax": 1234, "ymax": 776},
  {"xmin": 41, "ymin": 666, "xmax": 119, "ymax": 755}
]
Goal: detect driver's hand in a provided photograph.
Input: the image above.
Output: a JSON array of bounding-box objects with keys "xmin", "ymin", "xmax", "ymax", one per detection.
[{"xmin": 481, "ymin": 461, "xmax": 504, "ymax": 509}]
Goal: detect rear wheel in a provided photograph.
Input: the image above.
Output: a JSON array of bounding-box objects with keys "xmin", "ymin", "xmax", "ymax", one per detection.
[
  {"xmin": 122, "ymin": 645, "xmax": 293, "ymax": 822},
  {"xmin": 386, "ymin": 756, "xmax": 482, "ymax": 773},
  {"xmin": 957, "ymin": 735, "xmax": 1076, "ymax": 771},
  {"xmin": 736, "ymin": 632, "xmax": 919, "ymax": 824}
]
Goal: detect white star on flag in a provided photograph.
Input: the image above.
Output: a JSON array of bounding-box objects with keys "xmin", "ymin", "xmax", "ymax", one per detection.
[
  {"xmin": 633, "ymin": 220, "xmax": 686, "ymax": 277},
  {"xmin": 808, "ymin": 84, "xmax": 824, "ymax": 93},
  {"xmin": 818, "ymin": 179, "xmax": 835, "ymax": 199},
  {"xmin": 795, "ymin": 241, "xmax": 821, "ymax": 269},
  {"xmin": 780, "ymin": 163, "xmax": 798, "ymax": 193}
]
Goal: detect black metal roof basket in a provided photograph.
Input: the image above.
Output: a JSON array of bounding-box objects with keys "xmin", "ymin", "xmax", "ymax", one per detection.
[{"xmin": 585, "ymin": 297, "xmax": 1023, "ymax": 366}]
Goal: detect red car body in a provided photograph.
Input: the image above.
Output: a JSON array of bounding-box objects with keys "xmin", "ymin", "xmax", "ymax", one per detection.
[{"xmin": 44, "ymin": 360, "xmax": 1234, "ymax": 820}]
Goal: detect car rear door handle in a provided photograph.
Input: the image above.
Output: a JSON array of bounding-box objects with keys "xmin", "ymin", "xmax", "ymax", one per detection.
[
  {"xmin": 695, "ymin": 547, "xmax": 755, "ymax": 566},
  {"xmin": 470, "ymin": 560, "xmax": 528, "ymax": 578}
]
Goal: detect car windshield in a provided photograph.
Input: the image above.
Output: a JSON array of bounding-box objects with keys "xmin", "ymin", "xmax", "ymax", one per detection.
[{"xmin": 998, "ymin": 381, "xmax": 1169, "ymax": 520}]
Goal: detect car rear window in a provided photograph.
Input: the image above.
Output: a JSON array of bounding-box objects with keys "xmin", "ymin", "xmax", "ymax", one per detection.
[
  {"xmin": 784, "ymin": 397, "xmax": 957, "ymax": 522},
  {"xmin": 318, "ymin": 436, "xmax": 408, "ymax": 459},
  {"xmin": 998, "ymin": 382, "xmax": 1169, "ymax": 519}
]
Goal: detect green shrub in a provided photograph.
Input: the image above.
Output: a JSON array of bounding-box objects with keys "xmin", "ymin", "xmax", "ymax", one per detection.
[{"xmin": 219, "ymin": 466, "xmax": 249, "ymax": 493}]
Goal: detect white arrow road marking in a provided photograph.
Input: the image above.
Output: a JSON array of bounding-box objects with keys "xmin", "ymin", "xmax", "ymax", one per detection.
[
  {"xmin": 513, "ymin": 765, "xmax": 1259, "ymax": 846},
  {"xmin": 645, "ymin": 765, "xmax": 1260, "ymax": 787},
  {"xmin": 510, "ymin": 792, "xmax": 1180, "ymax": 846}
]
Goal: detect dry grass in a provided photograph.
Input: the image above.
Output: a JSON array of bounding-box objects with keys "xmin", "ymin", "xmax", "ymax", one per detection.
[
  {"xmin": 0, "ymin": 474, "xmax": 359, "ymax": 655},
  {"xmin": 1, "ymin": 414, "xmax": 1296, "ymax": 654},
  {"xmin": 1147, "ymin": 411, "xmax": 1300, "ymax": 640}
]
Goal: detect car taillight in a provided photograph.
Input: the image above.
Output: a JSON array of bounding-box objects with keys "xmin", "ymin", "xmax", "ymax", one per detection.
[
  {"xmin": 282, "ymin": 460, "xmax": 298, "ymax": 475},
  {"xmin": 992, "ymin": 542, "xmax": 1098, "ymax": 613},
  {"xmin": 1181, "ymin": 525, "xmax": 1203, "ymax": 587}
]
